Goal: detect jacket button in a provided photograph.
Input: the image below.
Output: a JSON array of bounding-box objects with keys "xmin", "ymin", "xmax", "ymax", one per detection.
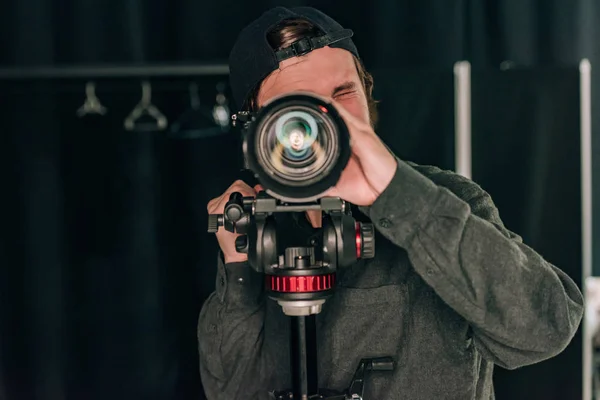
[{"xmin": 379, "ymin": 218, "xmax": 392, "ymax": 228}]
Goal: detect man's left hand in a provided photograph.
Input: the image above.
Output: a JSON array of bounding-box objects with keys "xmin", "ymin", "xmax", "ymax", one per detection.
[{"xmin": 325, "ymin": 100, "xmax": 398, "ymax": 206}]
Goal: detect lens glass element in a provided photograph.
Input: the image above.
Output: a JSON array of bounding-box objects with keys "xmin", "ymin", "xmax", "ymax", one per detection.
[
  {"xmin": 276, "ymin": 111, "xmax": 319, "ymax": 162},
  {"xmin": 256, "ymin": 106, "xmax": 338, "ymax": 186}
]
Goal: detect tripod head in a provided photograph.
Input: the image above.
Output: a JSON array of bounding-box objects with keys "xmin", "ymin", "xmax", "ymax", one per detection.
[
  {"xmin": 207, "ymin": 190, "xmax": 375, "ymax": 316},
  {"xmin": 207, "ymin": 191, "xmax": 394, "ymax": 399}
]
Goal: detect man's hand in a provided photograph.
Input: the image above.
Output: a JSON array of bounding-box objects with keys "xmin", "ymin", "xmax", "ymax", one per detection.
[
  {"xmin": 207, "ymin": 180, "xmax": 262, "ymax": 264},
  {"xmin": 325, "ymin": 100, "xmax": 398, "ymax": 206}
]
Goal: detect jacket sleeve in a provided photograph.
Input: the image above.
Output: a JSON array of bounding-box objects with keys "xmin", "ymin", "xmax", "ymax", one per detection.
[
  {"xmin": 359, "ymin": 158, "xmax": 584, "ymax": 370},
  {"xmin": 197, "ymin": 254, "xmax": 289, "ymax": 399}
]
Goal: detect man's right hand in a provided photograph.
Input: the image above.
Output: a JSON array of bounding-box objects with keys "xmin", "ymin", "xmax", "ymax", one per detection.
[{"xmin": 207, "ymin": 180, "xmax": 263, "ymax": 264}]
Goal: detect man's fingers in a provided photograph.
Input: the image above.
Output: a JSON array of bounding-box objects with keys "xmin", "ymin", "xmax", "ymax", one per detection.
[
  {"xmin": 207, "ymin": 180, "xmax": 258, "ymax": 214},
  {"xmin": 229, "ymin": 179, "xmax": 257, "ymax": 196},
  {"xmin": 207, "ymin": 194, "xmax": 225, "ymax": 213},
  {"xmin": 329, "ymin": 98, "xmax": 372, "ymax": 133},
  {"xmin": 324, "ymin": 186, "xmax": 339, "ymax": 198}
]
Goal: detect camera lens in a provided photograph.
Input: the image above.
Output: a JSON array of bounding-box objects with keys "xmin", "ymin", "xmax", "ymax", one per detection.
[
  {"xmin": 244, "ymin": 93, "xmax": 351, "ymax": 202},
  {"xmin": 259, "ymin": 108, "xmax": 335, "ymax": 186}
]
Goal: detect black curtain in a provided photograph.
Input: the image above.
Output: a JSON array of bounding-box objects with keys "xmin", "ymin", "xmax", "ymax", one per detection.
[
  {"xmin": 0, "ymin": 78, "xmax": 237, "ymax": 400},
  {"xmin": 471, "ymin": 67, "xmax": 582, "ymax": 400},
  {"xmin": 371, "ymin": 68, "xmax": 455, "ymax": 172},
  {"xmin": 0, "ymin": 1, "xmax": 598, "ymax": 400}
]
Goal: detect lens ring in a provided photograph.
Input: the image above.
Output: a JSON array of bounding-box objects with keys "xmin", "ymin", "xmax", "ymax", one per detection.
[{"xmin": 255, "ymin": 105, "xmax": 339, "ymax": 187}]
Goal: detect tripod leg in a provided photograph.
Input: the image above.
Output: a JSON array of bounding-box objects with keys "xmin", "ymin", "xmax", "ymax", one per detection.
[
  {"xmin": 291, "ymin": 315, "xmax": 319, "ymax": 399},
  {"xmin": 305, "ymin": 315, "xmax": 319, "ymax": 393}
]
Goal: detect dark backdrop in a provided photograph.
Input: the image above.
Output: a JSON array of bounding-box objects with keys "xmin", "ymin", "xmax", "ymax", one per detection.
[
  {"xmin": 0, "ymin": 1, "xmax": 598, "ymax": 400},
  {"xmin": 470, "ymin": 67, "xmax": 583, "ymax": 400}
]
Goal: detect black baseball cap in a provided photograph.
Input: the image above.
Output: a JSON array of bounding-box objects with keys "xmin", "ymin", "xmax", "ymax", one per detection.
[{"xmin": 228, "ymin": 6, "xmax": 360, "ymax": 111}]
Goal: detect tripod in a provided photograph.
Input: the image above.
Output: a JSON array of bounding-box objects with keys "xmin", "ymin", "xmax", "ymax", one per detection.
[
  {"xmin": 208, "ymin": 192, "xmax": 395, "ymax": 400},
  {"xmin": 270, "ymin": 314, "xmax": 394, "ymax": 400}
]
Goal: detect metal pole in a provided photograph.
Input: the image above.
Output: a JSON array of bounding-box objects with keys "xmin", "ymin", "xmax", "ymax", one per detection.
[
  {"xmin": 290, "ymin": 315, "xmax": 319, "ymax": 400},
  {"xmin": 453, "ymin": 61, "xmax": 472, "ymax": 179},
  {"xmin": 580, "ymin": 58, "xmax": 593, "ymax": 400},
  {"xmin": 0, "ymin": 63, "xmax": 229, "ymax": 80}
]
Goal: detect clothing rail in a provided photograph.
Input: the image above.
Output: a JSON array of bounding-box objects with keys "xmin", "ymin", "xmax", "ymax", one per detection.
[{"xmin": 0, "ymin": 63, "xmax": 229, "ymax": 80}]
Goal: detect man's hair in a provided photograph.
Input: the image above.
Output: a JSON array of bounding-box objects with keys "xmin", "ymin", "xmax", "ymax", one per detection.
[{"xmin": 245, "ymin": 18, "xmax": 379, "ymax": 127}]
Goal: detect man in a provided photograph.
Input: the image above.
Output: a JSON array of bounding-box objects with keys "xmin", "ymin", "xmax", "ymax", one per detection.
[{"xmin": 198, "ymin": 6, "xmax": 584, "ymax": 400}]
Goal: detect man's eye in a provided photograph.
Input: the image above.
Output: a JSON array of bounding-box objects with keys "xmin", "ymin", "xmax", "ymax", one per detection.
[{"xmin": 334, "ymin": 91, "xmax": 356, "ymax": 98}]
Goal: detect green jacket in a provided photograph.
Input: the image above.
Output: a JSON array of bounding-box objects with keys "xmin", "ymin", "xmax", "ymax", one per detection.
[{"xmin": 198, "ymin": 158, "xmax": 583, "ymax": 399}]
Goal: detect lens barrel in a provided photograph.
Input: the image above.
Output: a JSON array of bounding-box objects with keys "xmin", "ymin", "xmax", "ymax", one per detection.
[{"xmin": 243, "ymin": 93, "xmax": 351, "ymax": 202}]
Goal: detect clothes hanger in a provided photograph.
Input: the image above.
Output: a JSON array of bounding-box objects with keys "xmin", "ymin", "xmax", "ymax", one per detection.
[
  {"xmin": 76, "ymin": 81, "xmax": 107, "ymax": 117},
  {"xmin": 212, "ymin": 82, "xmax": 231, "ymax": 131},
  {"xmin": 170, "ymin": 82, "xmax": 228, "ymax": 139},
  {"xmin": 123, "ymin": 80, "xmax": 168, "ymax": 131}
]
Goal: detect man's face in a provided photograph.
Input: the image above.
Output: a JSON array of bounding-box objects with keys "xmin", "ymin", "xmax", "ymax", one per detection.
[{"xmin": 257, "ymin": 46, "xmax": 370, "ymax": 125}]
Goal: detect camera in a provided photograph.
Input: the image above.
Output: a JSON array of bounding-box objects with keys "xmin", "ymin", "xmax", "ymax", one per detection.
[
  {"xmin": 234, "ymin": 92, "xmax": 352, "ymax": 202},
  {"xmin": 210, "ymin": 92, "xmax": 374, "ymax": 316}
]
